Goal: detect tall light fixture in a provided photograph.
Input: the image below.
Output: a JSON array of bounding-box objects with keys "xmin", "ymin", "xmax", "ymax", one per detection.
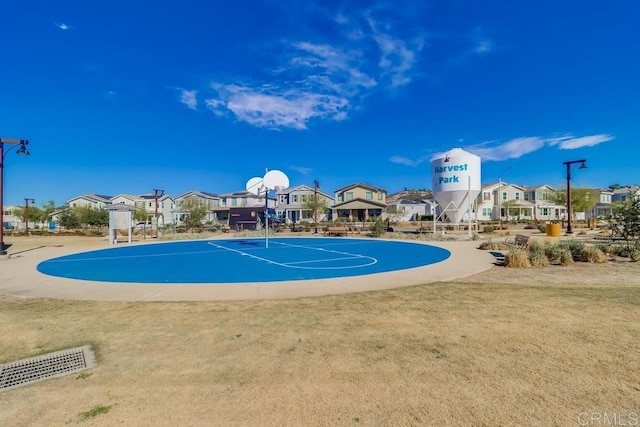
[
  {"xmin": 563, "ymin": 159, "xmax": 587, "ymax": 234},
  {"xmin": 0, "ymin": 138, "xmax": 30, "ymax": 256},
  {"xmin": 24, "ymin": 198, "xmax": 35, "ymax": 235},
  {"xmin": 497, "ymin": 167, "xmax": 511, "ymax": 230},
  {"xmin": 154, "ymin": 188, "xmax": 164, "ymax": 238}
]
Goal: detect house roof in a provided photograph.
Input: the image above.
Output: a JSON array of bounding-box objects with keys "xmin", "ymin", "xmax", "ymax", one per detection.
[
  {"xmin": 67, "ymin": 194, "xmax": 112, "ymax": 204},
  {"xmin": 175, "ymin": 190, "xmax": 221, "ymax": 200},
  {"xmin": 278, "ymin": 184, "xmax": 333, "ymax": 199},
  {"xmin": 332, "ymin": 198, "xmax": 387, "ymax": 209},
  {"xmin": 334, "ymin": 182, "xmax": 386, "ymax": 194}
]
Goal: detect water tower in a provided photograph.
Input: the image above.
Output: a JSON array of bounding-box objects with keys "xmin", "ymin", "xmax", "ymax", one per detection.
[{"xmin": 431, "ymin": 148, "xmax": 481, "ymax": 234}]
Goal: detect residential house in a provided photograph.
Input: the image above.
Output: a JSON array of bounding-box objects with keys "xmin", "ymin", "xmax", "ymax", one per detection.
[
  {"xmin": 67, "ymin": 194, "xmax": 112, "ymax": 209},
  {"xmin": 174, "ymin": 191, "xmax": 222, "ymax": 224},
  {"xmin": 331, "ymin": 183, "xmax": 387, "ymax": 221},
  {"xmin": 276, "ymin": 184, "xmax": 334, "ymax": 224},
  {"xmin": 522, "ymin": 185, "xmax": 563, "ymax": 222},
  {"xmin": 111, "ymin": 193, "xmax": 176, "ymax": 226},
  {"xmin": 476, "ymin": 182, "xmax": 537, "ymax": 222},
  {"xmin": 387, "ymin": 199, "xmax": 434, "ymax": 222},
  {"xmin": 2, "ymin": 205, "xmax": 22, "ymax": 230},
  {"xmin": 612, "ymin": 186, "xmax": 640, "ymax": 203}
]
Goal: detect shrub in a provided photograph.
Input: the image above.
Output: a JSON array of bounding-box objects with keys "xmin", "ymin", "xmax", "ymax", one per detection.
[
  {"xmin": 478, "ymin": 239, "xmax": 509, "ymax": 251},
  {"xmin": 579, "ymin": 246, "xmax": 608, "ymax": 263},
  {"xmin": 558, "ymin": 249, "xmax": 574, "ymax": 266},
  {"xmin": 529, "ymin": 251, "xmax": 550, "ymax": 267},
  {"xmin": 557, "ymin": 239, "xmax": 585, "ymax": 260},
  {"xmin": 483, "ymin": 225, "xmax": 495, "ymax": 233},
  {"xmin": 537, "ymin": 224, "xmax": 547, "ymax": 233},
  {"xmin": 504, "ymin": 248, "xmax": 531, "ymax": 268},
  {"xmin": 370, "ymin": 218, "xmax": 387, "ymax": 238}
]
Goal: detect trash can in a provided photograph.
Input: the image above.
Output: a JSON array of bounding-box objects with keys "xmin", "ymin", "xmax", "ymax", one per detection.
[{"xmin": 546, "ymin": 223, "xmax": 561, "ymax": 237}]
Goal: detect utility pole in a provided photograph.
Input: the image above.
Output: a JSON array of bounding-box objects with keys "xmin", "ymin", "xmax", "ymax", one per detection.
[
  {"xmin": 154, "ymin": 189, "xmax": 164, "ymax": 238},
  {"xmin": 24, "ymin": 198, "xmax": 35, "ymax": 235},
  {"xmin": 314, "ymin": 180, "xmax": 319, "ymax": 234}
]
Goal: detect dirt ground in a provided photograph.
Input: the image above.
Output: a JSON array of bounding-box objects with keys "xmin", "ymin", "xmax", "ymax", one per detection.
[{"xmin": 0, "ymin": 234, "xmax": 639, "ymax": 426}]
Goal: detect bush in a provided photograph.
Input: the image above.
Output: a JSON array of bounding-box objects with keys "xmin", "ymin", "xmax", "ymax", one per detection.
[
  {"xmin": 483, "ymin": 225, "xmax": 495, "ymax": 233},
  {"xmin": 579, "ymin": 246, "xmax": 608, "ymax": 263},
  {"xmin": 478, "ymin": 239, "xmax": 509, "ymax": 251},
  {"xmin": 505, "ymin": 248, "xmax": 531, "ymax": 268},
  {"xmin": 529, "ymin": 251, "xmax": 550, "ymax": 267},
  {"xmin": 370, "ymin": 218, "xmax": 387, "ymax": 238},
  {"xmin": 558, "ymin": 249, "xmax": 574, "ymax": 266},
  {"xmin": 537, "ymin": 224, "xmax": 547, "ymax": 233},
  {"xmin": 557, "ymin": 239, "xmax": 585, "ymax": 260}
]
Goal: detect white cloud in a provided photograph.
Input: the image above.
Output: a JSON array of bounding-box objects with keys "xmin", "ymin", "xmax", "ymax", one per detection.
[
  {"xmin": 179, "ymin": 89, "xmax": 198, "ymax": 110},
  {"xmin": 55, "ymin": 22, "xmax": 69, "ymax": 30},
  {"xmin": 206, "ymin": 84, "xmax": 349, "ymax": 130},
  {"xmin": 393, "ymin": 133, "xmax": 614, "ymax": 166},
  {"xmin": 290, "ymin": 166, "xmax": 312, "ymax": 174},
  {"xmin": 188, "ymin": 5, "xmax": 425, "ymax": 130},
  {"xmin": 465, "ymin": 137, "xmax": 546, "ymax": 161},
  {"xmin": 548, "ymin": 134, "xmax": 613, "ymax": 149},
  {"xmin": 390, "ymin": 154, "xmax": 430, "ymax": 167},
  {"xmin": 368, "ymin": 18, "xmax": 423, "ymax": 87}
]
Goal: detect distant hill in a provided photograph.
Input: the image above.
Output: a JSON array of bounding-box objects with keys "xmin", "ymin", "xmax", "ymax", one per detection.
[{"xmin": 387, "ymin": 190, "xmax": 433, "ymax": 204}]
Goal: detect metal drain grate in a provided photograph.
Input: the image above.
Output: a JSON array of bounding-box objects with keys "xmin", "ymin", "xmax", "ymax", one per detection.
[{"xmin": 1, "ymin": 345, "xmax": 96, "ymax": 392}]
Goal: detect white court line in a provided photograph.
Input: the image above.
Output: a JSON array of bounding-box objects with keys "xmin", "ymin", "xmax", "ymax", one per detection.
[{"xmin": 207, "ymin": 241, "xmax": 377, "ymax": 270}]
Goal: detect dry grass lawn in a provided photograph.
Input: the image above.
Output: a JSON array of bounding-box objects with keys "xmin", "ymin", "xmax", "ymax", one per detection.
[{"xmin": 1, "ymin": 258, "xmax": 640, "ymax": 425}]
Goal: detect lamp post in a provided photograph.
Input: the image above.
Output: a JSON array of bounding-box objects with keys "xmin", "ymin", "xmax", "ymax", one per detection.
[
  {"xmin": 313, "ymin": 180, "xmax": 319, "ymax": 234},
  {"xmin": 24, "ymin": 198, "xmax": 35, "ymax": 235},
  {"xmin": 497, "ymin": 167, "xmax": 511, "ymax": 230},
  {"xmin": 563, "ymin": 159, "xmax": 587, "ymax": 234},
  {"xmin": 0, "ymin": 138, "xmax": 30, "ymax": 256},
  {"xmin": 153, "ymin": 189, "xmax": 164, "ymax": 238}
]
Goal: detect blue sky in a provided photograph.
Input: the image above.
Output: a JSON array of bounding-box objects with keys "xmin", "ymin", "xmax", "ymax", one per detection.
[{"xmin": 2, "ymin": 0, "xmax": 638, "ymax": 207}]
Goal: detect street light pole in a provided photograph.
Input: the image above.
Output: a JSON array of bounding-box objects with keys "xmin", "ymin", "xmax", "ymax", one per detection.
[
  {"xmin": 314, "ymin": 180, "xmax": 319, "ymax": 234},
  {"xmin": 24, "ymin": 198, "xmax": 35, "ymax": 235},
  {"xmin": 154, "ymin": 189, "xmax": 164, "ymax": 238},
  {"xmin": 563, "ymin": 159, "xmax": 587, "ymax": 234},
  {"xmin": 0, "ymin": 138, "xmax": 30, "ymax": 256},
  {"xmin": 497, "ymin": 167, "xmax": 511, "ymax": 230}
]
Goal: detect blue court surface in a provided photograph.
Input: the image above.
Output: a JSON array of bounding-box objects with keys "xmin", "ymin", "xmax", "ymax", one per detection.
[{"xmin": 36, "ymin": 238, "xmax": 451, "ymax": 284}]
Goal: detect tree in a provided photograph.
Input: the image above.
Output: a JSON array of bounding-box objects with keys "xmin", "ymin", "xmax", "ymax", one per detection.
[
  {"xmin": 41, "ymin": 200, "xmax": 56, "ymax": 228},
  {"xmin": 58, "ymin": 209, "xmax": 80, "ymax": 229},
  {"xmin": 134, "ymin": 207, "xmax": 149, "ymax": 223},
  {"xmin": 609, "ymin": 195, "xmax": 640, "ymax": 249},
  {"xmin": 551, "ymin": 187, "xmax": 599, "ymax": 223},
  {"xmin": 75, "ymin": 206, "xmax": 108, "ymax": 227},
  {"xmin": 180, "ymin": 197, "xmax": 208, "ymax": 233},
  {"xmin": 301, "ymin": 194, "xmax": 328, "ymax": 225}
]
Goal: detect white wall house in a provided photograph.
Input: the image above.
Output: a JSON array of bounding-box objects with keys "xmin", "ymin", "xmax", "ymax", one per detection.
[
  {"xmin": 276, "ymin": 184, "xmax": 334, "ymax": 224},
  {"xmin": 2, "ymin": 205, "xmax": 22, "ymax": 230},
  {"xmin": 386, "ymin": 199, "xmax": 434, "ymax": 222},
  {"xmin": 67, "ymin": 194, "xmax": 112, "ymax": 209},
  {"xmin": 111, "ymin": 193, "xmax": 175, "ymax": 226}
]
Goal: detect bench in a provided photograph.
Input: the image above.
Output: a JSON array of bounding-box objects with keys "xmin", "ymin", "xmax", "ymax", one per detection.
[
  {"xmin": 324, "ymin": 226, "xmax": 349, "ymax": 237},
  {"xmin": 505, "ymin": 234, "xmax": 530, "ymax": 248}
]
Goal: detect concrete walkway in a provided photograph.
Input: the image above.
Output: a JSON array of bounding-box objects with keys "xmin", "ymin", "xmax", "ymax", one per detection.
[{"xmin": 0, "ymin": 236, "xmax": 496, "ymax": 301}]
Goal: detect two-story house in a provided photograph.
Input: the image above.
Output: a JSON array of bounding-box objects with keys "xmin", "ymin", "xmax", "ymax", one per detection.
[
  {"xmin": 386, "ymin": 199, "xmax": 436, "ymax": 222},
  {"xmin": 111, "ymin": 193, "xmax": 175, "ymax": 226},
  {"xmin": 331, "ymin": 183, "xmax": 387, "ymax": 222},
  {"xmin": 276, "ymin": 184, "xmax": 334, "ymax": 224},
  {"xmin": 476, "ymin": 182, "xmax": 537, "ymax": 221},
  {"xmin": 66, "ymin": 194, "xmax": 112, "ymax": 209},
  {"xmin": 174, "ymin": 191, "xmax": 222, "ymax": 224}
]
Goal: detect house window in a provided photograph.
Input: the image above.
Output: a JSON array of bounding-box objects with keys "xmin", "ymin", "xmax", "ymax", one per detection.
[
  {"xmin": 293, "ymin": 194, "xmax": 298, "ymax": 203},
  {"xmin": 302, "ymin": 194, "xmax": 307, "ymax": 202},
  {"xmin": 280, "ymin": 195, "xmax": 286, "ymax": 203},
  {"xmin": 524, "ymin": 193, "xmax": 529, "ymax": 201},
  {"xmin": 346, "ymin": 192, "xmax": 353, "ymax": 201},
  {"xmin": 377, "ymin": 192, "xmax": 383, "ymax": 200},
  {"xmin": 515, "ymin": 192, "xmax": 520, "ymax": 200},
  {"xmin": 337, "ymin": 194, "xmax": 343, "ymax": 202},
  {"xmin": 231, "ymin": 198, "xmax": 237, "ymax": 207},
  {"xmin": 502, "ymin": 192, "xmax": 507, "ymax": 200},
  {"xmin": 482, "ymin": 208, "xmax": 492, "ymax": 216},
  {"xmin": 221, "ymin": 198, "xmax": 227, "ymax": 206},
  {"xmin": 366, "ymin": 192, "xmax": 372, "ymax": 200},
  {"xmin": 483, "ymin": 192, "xmax": 491, "ymax": 201}
]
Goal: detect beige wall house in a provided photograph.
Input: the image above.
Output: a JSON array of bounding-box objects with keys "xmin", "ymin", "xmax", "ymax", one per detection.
[
  {"xmin": 276, "ymin": 184, "xmax": 334, "ymax": 224},
  {"xmin": 174, "ymin": 191, "xmax": 222, "ymax": 224},
  {"xmin": 331, "ymin": 183, "xmax": 387, "ymax": 221}
]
